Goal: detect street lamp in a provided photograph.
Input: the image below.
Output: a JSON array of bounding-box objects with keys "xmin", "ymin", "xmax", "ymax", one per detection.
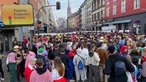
[{"xmin": 36, "ymin": 2, "xmax": 61, "ymax": 36}]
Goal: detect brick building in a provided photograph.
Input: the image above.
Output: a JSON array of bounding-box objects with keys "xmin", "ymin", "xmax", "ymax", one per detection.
[{"xmin": 69, "ymin": 10, "xmax": 81, "ymax": 31}]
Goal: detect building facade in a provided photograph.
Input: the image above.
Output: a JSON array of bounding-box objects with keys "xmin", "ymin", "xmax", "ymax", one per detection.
[
  {"xmin": 92, "ymin": 0, "xmax": 105, "ymax": 31},
  {"xmin": 0, "ymin": 0, "xmax": 20, "ymax": 51},
  {"xmin": 85, "ymin": 0, "xmax": 92, "ymax": 31},
  {"xmin": 80, "ymin": 0, "xmax": 92, "ymax": 31},
  {"xmin": 69, "ymin": 13, "xmax": 76, "ymax": 29},
  {"xmin": 104, "ymin": 0, "xmax": 146, "ymax": 34},
  {"xmin": 68, "ymin": 10, "xmax": 81, "ymax": 31},
  {"xmin": 81, "ymin": 1, "xmax": 86, "ymax": 30},
  {"xmin": 75, "ymin": 9, "xmax": 81, "ymax": 31}
]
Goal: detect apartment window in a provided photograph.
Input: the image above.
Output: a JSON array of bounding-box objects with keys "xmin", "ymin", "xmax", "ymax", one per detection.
[
  {"xmin": 92, "ymin": 2, "xmax": 94, "ymax": 11},
  {"xmin": 98, "ymin": 12, "xmax": 100, "ymax": 20},
  {"xmin": 106, "ymin": 6, "xmax": 109, "ymax": 17},
  {"xmin": 113, "ymin": 4, "xmax": 117, "ymax": 15},
  {"xmin": 94, "ymin": 14, "xmax": 96, "ymax": 21},
  {"xmin": 101, "ymin": 11, "xmax": 103, "ymax": 17},
  {"xmin": 121, "ymin": 0, "xmax": 126, "ymax": 13},
  {"xmin": 92, "ymin": 15, "xmax": 93, "ymax": 22},
  {"xmin": 134, "ymin": 0, "xmax": 140, "ymax": 9},
  {"xmin": 99, "ymin": 0, "xmax": 101, "ymax": 8},
  {"xmin": 101, "ymin": 0, "xmax": 105, "ymax": 6},
  {"xmin": 106, "ymin": 1, "xmax": 109, "ymax": 5}
]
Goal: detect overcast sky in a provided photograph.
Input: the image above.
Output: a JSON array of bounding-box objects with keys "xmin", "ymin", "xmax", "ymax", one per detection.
[{"xmin": 48, "ymin": 0, "xmax": 84, "ymax": 20}]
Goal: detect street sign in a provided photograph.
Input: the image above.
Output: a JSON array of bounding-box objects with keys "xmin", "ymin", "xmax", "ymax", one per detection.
[{"xmin": 2, "ymin": 5, "xmax": 34, "ymax": 25}]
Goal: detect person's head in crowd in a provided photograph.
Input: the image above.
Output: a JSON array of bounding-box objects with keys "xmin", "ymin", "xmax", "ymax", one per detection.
[
  {"xmin": 82, "ymin": 42, "xmax": 88, "ymax": 48},
  {"xmin": 97, "ymin": 41, "xmax": 104, "ymax": 48},
  {"xmin": 138, "ymin": 47, "xmax": 143, "ymax": 54},
  {"xmin": 72, "ymin": 45, "xmax": 77, "ymax": 51},
  {"xmin": 59, "ymin": 43, "xmax": 66, "ymax": 49},
  {"xmin": 130, "ymin": 42, "xmax": 137, "ymax": 49},
  {"xmin": 42, "ymin": 43, "xmax": 47, "ymax": 50},
  {"xmin": 114, "ymin": 39, "xmax": 119, "ymax": 44},
  {"xmin": 14, "ymin": 37, "xmax": 17, "ymax": 40},
  {"xmin": 120, "ymin": 45, "xmax": 128, "ymax": 54},
  {"xmin": 28, "ymin": 37, "xmax": 30, "ymax": 41},
  {"xmin": 142, "ymin": 47, "xmax": 146, "ymax": 57},
  {"xmin": 36, "ymin": 58, "xmax": 44, "ymax": 68},
  {"xmin": 77, "ymin": 42, "xmax": 82, "ymax": 49},
  {"xmin": 90, "ymin": 44, "xmax": 96, "ymax": 51},
  {"xmin": 137, "ymin": 41, "xmax": 143, "ymax": 47},
  {"xmin": 18, "ymin": 44, "xmax": 22, "ymax": 50},
  {"xmin": 80, "ymin": 37, "xmax": 84, "ymax": 42},
  {"xmin": 107, "ymin": 41, "xmax": 114, "ymax": 47},
  {"xmin": 29, "ymin": 56, "xmax": 37, "ymax": 66},
  {"xmin": 38, "ymin": 48, "xmax": 44, "ymax": 55},
  {"xmin": 121, "ymin": 35, "xmax": 125, "ymax": 40},
  {"xmin": 89, "ymin": 44, "xmax": 96, "ymax": 57},
  {"xmin": 126, "ymin": 55, "xmax": 132, "ymax": 63},
  {"xmin": 54, "ymin": 44, "xmax": 59, "ymax": 49},
  {"xmin": 108, "ymin": 45, "xmax": 116, "ymax": 55},
  {"xmin": 14, "ymin": 45, "xmax": 20, "ymax": 52},
  {"xmin": 54, "ymin": 56, "xmax": 65, "ymax": 76},
  {"xmin": 130, "ymin": 49, "xmax": 139, "ymax": 56},
  {"xmin": 60, "ymin": 48, "xmax": 65, "ymax": 54}
]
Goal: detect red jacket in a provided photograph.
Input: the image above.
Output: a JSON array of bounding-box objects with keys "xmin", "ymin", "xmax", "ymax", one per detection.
[
  {"xmin": 54, "ymin": 77, "xmax": 67, "ymax": 82},
  {"xmin": 24, "ymin": 66, "xmax": 34, "ymax": 82},
  {"xmin": 142, "ymin": 57, "xmax": 146, "ymax": 63}
]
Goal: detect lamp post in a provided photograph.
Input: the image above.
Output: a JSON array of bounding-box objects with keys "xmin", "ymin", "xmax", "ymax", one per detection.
[{"xmin": 36, "ymin": 2, "xmax": 61, "ymax": 36}]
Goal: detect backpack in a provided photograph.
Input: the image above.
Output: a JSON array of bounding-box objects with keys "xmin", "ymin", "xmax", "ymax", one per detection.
[
  {"xmin": 115, "ymin": 61, "xmax": 126, "ymax": 75},
  {"xmin": 77, "ymin": 55, "xmax": 84, "ymax": 70}
]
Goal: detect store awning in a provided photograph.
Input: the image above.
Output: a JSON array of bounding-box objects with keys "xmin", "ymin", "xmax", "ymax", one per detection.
[{"xmin": 104, "ymin": 20, "xmax": 131, "ymax": 25}]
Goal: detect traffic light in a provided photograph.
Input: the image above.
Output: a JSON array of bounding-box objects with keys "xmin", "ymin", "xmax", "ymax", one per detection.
[{"xmin": 56, "ymin": 2, "xmax": 61, "ymax": 10}]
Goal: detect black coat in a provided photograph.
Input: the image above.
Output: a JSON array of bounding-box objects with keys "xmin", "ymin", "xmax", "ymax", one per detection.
[
  {"xmin": 130, "ymin": 54, "xmax": 140, "ymax": 65},
  {"xmin": 103, "ymin": 54, "xmax": 134, "ymax": 82}
]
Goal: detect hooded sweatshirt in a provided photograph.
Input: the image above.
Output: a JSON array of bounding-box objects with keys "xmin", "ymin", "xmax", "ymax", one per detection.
[
  {"xmin": 87, "ymin": 51, "xmax": 100, "ymax": 66},
  {"xmin": 25, "ymin": 51, "xmax": 36, "ymax": 68},
  {"xmin": 30, "ymin": 67, "xmax": 53, "ymax": 82}
]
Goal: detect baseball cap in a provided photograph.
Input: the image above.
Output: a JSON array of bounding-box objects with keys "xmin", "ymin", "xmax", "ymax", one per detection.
[
  {"xmin": 38, "ymin": 48, "xmax": 44, "ymax": 53},
  {"xmin": 14, "ymin": 45, "xmax": 19, "ymax": 49},
  {"xmin": 99, "ymin": 40, "xmax": 104, "ymax": 42},
  {"xmin": 138, "ymin": 47, "xmax": 143, "ymax": 51},
  {"xmin": 29, "ymin": 56, "xmax": 37, "ymax": 61}
]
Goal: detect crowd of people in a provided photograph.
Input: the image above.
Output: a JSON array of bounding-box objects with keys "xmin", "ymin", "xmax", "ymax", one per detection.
[{"xmin": 2, "ymin": 32, "xmax": 146, "ymax": 82}]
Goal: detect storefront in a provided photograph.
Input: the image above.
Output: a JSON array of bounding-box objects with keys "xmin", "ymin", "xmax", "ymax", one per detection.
[
  {"xmin": 104, "ymin": 12, "xmax": 146, "ymax": 34},
  {"xmin": 115, "ymin": 12, "xmax": 146, "ymax": 34},
  {"xmin": 104, "ymin": 20, "xmax": 131, "ymax": 32}
]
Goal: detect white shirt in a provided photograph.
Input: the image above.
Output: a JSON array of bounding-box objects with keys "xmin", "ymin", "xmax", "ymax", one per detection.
[
  {"xmin": 52, "ymin": 69, "xmax": 62, "ymax": 80},
  {"xmin": 28, "ymin": 64, "xmax": 34, "ymax": 70}
]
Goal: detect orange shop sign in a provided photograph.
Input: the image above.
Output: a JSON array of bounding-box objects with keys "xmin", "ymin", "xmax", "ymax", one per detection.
[{"xmin": 2, "ymin": 5, "xmax": 34, "ymax": 25}]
